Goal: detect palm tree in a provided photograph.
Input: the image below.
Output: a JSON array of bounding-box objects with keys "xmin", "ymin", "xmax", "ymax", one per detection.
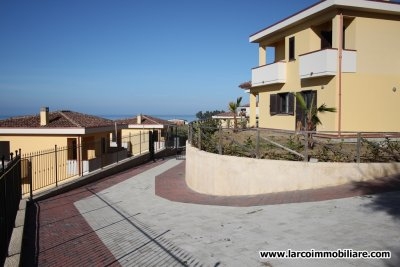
[
  {"xmin": 295, "ymin": 92, "xmax": 336, "ymax": 148},
  {"xmin": 228, "ymin": 97, "xmax": 242, "ymax": 131}
]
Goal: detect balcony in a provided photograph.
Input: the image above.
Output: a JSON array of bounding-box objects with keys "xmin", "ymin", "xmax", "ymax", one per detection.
[
  {"xmin": 299, "ymin": 49, "xmax": 357, "ymax": 79},
  {"xmin": 251, "ymin": 61, "xmax": 286, "ymax": 87}
]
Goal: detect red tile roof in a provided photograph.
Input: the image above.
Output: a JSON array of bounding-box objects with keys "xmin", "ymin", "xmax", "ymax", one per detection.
[
  {"xmin": 0, "ymin": 110, "xmax": 115, "ymax": 128},
  {"xmin": 116, "ymin": 115, "xmax": 173, "ymax": 126}
]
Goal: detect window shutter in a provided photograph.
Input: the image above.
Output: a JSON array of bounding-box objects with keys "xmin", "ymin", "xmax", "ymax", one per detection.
[
  {"xmin": 289, "ymin": 37, "xmax": 295, "ymax": 60},
  {"xmin": 270, "ymin": 94, "xmax": 278, "ymax": 116},
  {"xmin": 288, "ymin": 93, "xmax": 295, "ymax": 115},
  {"xmin": 313, "ymin": 90, "xmax": 317, "ymax": 108}
]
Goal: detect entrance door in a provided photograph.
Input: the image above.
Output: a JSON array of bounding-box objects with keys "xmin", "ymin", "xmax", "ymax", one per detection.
[{"xmin": 295, "ymin": 90, "xmax": 317, "ymax": 131}]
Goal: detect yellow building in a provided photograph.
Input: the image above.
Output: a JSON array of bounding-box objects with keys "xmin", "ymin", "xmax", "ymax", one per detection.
[
  {"xmin": 117, "ymin": 114, "xmax": 176, "ymax": 154},
  {"xmin": 248, "ymin": 0, "xmax": 400, "ymax": 133},
  {"xmin": 212, "ymin": 112, "xmax": 236, "ymax": 128},
  {"xmin": 0, "ymin": 107, "xmax": 127, "ymax": 180},
  {"xmin": 212, "ymin": 110, "xmax": 250, "ymax": 129}
]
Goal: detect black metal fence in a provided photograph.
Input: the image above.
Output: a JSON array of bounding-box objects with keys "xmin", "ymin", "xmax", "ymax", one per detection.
[
  {"xmin": 20, "ymin": 132, "xmax": 156, "ymax": 196},
  {"xmin": 19, "ymin": 129, "xmax": 188, "ymax": 196},
  {"xmin": 188, "ymin": 121, "xmax": 400, "ymax": 163},
  {"xmin": 0, "ymin": 150, "xmax": 22, "ymax": 265}
]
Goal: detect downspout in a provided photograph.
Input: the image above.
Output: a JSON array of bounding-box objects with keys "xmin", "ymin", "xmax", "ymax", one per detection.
[
  {"xmin": 338, "ymin": 11, "xmax": 343, "ymax": 136},
  {"xmin": 78, "ymin": 136, "xmax": 82, "ymax": 176}
]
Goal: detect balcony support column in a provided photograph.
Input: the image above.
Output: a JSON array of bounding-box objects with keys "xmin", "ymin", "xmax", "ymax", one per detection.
[
  {"xmin": 259, "ymin": 45, "xmax": 266, "ymax": 66},
  {"xmin": 249, "ymin": 92, "xmax": 258, "ymax": 127}
]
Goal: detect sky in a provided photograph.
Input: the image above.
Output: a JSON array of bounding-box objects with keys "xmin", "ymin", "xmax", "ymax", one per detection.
[{"xmin": 0, "ymin": 0, "xmax": 318, "ymax": 117}]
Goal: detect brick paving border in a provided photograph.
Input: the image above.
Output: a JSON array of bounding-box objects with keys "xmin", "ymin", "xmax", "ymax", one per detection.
[
  {"xmin": 22, "ymin": 160, "xmax": 166, "ymax": 267},
  {"xmin": 21, "ymin": 158, "xmax": 400, "ymax": 266},
  {"xmin": 155, "ymin": 161, "xmax": 400, "ymax": 207}
]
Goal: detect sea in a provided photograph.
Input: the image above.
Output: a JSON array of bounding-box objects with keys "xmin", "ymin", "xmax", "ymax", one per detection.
[
  {"xmin": 0, "ymin": 114, "xmax": 197, "ymax": 123},
  {"xmin": 101, "ymin": 114, "xmax": 197, "ymax": 123}
]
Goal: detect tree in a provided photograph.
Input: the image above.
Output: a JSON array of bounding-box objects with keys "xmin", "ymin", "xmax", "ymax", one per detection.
[
  {"xmin": 228, "ymin": 97, "xmax": 242, "ymax": 131},
  {"xmin": 196, "ymin": 110, "xmax": 225, "ymax": 120},
  {"xmin": 295, "ymin": 92, "xmax": 336, "ymax": 148}
]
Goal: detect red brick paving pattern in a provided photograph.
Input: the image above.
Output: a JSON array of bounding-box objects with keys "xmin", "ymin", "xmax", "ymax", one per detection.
[
  {"xmin": 32, "ymin": 160, "xmax": 165, "ymax": 267},
  {"xmin": 24, "ymin": 158, "xmax": 400, "ymax": 266}
]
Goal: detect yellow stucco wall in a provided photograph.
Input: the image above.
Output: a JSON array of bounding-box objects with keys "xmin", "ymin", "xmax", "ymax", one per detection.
[
  {"xmin": 82, "ymin": 132, "xmax": 111, "ymax": 160},
  {"xmin": 249, "ymin": 93, "xmax": 258, "ymax": 127},
  {"xmin": 0, "ymin": 131, "xmax": 115, "ymax": 157},
  {"xmin": 256, "ymin": 27, "xmax": 335, "ymax": 131},
  {"xmin": 120, "ymin": 129, "xmax": 150, "ymax": 155},
  {"xmin": 340, "ymin": 15, "xmax": 400, "ymax": 132},
  {"xmin": 251, "ymin": 10, "xmax": 400, "ymax": 132},
  {"xmin": 0, "ymin": 135, "xmax": 71, "ymax": 155}
]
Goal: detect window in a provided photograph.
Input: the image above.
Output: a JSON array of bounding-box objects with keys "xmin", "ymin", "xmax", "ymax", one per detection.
[
  {"xmin": 270, "ymin": 93, "xmax": 294, "ymax": 115},
  {"xmin": 289, "ymin": 37, "xmax": 295, "ymax": 60},
  {"xmin": 67, "ymin": 138, "xmax": 77, "ymax": 160}
]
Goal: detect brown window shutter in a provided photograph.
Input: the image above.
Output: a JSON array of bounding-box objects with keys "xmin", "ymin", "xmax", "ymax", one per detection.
[
  {"xmin": 288, "ymin": 93, "xmax": 295, "ymax": 115},
  {"xmin": 313, "ymin": 90, "xmax": 317, "ymax": 107},
  {"xmin": 270, "ymin": 94, "xmax": 278, "ymax": 116}
]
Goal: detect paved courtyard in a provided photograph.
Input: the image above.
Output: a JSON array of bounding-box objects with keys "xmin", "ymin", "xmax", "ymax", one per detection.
[{"xmin": 23, "ymin": 158, "xmax": 400, "ymax": 267}]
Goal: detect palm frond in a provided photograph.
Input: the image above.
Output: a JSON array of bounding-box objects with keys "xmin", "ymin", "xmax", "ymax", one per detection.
[
  {"xmin": 294, "ymin": 93, "xmax": 308, "ymax": 111},
  {"xmin": 312, "ymin": 116, "xmax": 322, "ymax": 126},
  {"xmin": 228, "ymin": 102, "xmax": 237, "ymax": 113},
  {"xmin": 317, "ymin": 104, "xmax": 337, "ymax": 113},
  {"xmin": 236, "ymin": 97, "xmax": 243, "ymax": 107}
]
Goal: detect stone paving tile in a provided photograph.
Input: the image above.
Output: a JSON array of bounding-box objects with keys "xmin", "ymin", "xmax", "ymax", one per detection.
[
  {"xmin": 21, "ymin": 158, "xmax": 400, "ymax": 267},
  {"xmin": 74, "ymin": 159, "xmax": 205, "ymax": 267},
  {"xmin": 22, "ymin": 160, "xmax": 166, "ymax": 267}
]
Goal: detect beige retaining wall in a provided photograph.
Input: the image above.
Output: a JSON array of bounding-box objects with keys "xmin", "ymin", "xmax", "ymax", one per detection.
[{"xmin": 185, "ymin": 144, "xmax": 400, "ymax": 196}]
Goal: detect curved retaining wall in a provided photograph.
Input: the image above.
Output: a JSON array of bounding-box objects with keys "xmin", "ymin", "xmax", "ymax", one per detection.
[{"xmin": 185, "ymin": 144, "xmax": 400, "ymax": 196}]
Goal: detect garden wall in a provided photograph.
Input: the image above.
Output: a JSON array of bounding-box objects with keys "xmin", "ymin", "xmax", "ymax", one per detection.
[{"xmin": 185, "ymin": 144, "xmax": 400, "ymax": 196}]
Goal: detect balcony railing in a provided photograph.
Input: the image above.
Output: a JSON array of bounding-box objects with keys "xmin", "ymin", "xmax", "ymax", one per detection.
[
  {"xmin": 299, "ymin": 48, "xmax": 357, "ymax": 79},
  {"xmin": 251, "ymin": 61, "xmax": 286, "ymax": 87}
]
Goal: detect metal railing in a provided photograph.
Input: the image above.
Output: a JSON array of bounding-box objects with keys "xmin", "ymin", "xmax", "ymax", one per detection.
[
  {"xmin": 20, "ymin": 132, "xmax": 158, "ymax": 196},
  {"xmin": 188, "ymin": 122, "xmax": 400, "ymax": 163},
  {"xmin": 0, "ymin": 150, "xmax": 22, "ymax": 265}
]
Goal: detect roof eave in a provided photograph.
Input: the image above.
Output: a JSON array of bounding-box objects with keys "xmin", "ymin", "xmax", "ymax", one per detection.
[
  {"xmin": 0, "ymin": 125, "xmax": 117, "ymax": 135},
  {"xmin": 0, "ymin": 128, "xmax": 86, "ymax": 135},
  {"xmin": 127, "ymin": 124, "xmax": 165, "ymax": 129},
  {"xmin": 249, "ymin": 0, "xmax": 400, "ymax": 43}
]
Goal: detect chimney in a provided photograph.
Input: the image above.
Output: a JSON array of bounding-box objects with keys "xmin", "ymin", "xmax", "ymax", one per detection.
[
  {"xmin": 137, "ymin": 114, "xmax": 142, "ymax": 124},
  {"xmin": 40, "ymin": 107, "xmax": 49, "ymax": 126}
]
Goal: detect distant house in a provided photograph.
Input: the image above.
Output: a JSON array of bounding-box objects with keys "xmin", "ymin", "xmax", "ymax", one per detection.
[
  {"xmin": 116, "ymin": 114, "xmax": 176, "ymax": 153},
  {"xmin": 248, "ymin": 0, "xmax": 400, "ymax": 132},
  {"xmin": 168, "ymin": 118, "xmax": 188, "ymax": 126},
  {"xmin": 0, "ymin": 107, "xmax": 128, "ymax": 178},
  {"xmin": 239, "ymin": 103, "xmax": 259, "ymax": 120},
  {"xmin": 212, "ymin": 112, "xmax": 235, "ymax": 128},
  {"xmin": 212, "ymin": 110, "xmax": 249, "ymax": 129}
]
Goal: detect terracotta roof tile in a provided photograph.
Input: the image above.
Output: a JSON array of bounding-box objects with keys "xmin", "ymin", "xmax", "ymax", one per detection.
[
  {"xmin": 0, "ymin": 110, "xmax": 115, "ymax": 128},
  {"xmin": 116, "ymin": 115, "xmax": 173, "ymax": 126}
]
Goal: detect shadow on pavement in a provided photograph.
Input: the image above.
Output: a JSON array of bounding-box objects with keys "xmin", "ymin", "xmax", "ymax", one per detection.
[
  {"xmin": 20, "ymin": 200, "xmax": 38, "ymax": 267},
  {"xmin": 352, "ymin": 174, "xmax": 400, "ymax": 267}
]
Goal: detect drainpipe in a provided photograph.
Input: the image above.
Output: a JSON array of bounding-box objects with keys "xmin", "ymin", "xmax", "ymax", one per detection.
[
  {"xmin": 78, "ymin": 136, "xmax": 82, "ymax": 176},
  {"xmin": 338, "ymin": 11, "xmax": 343, "ymax": 136}
]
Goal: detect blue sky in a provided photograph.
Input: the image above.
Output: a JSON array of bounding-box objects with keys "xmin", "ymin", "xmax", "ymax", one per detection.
[{"xmin": 0, "ymin": 0, "xmax": 318, "ymax": 117}]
